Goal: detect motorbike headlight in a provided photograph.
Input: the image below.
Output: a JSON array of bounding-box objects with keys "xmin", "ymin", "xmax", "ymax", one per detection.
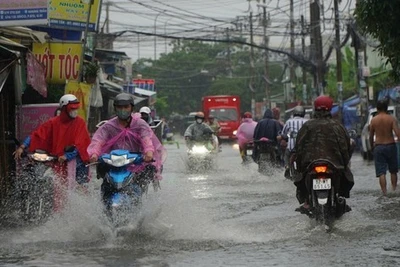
[
  {"xmin": 110, "ymin": 154, "xmax": 128, "ymax": 167},
  {"xmin": 233, "ymin": 130, "xmax": 237, "ymax": 136},
  {"xmin": 192, "ymin": 145, "xmax": 209, "ymax": 154},
  {"xmin": 30, "ymin": 153, "xmax": 54, "ymax": 162}
]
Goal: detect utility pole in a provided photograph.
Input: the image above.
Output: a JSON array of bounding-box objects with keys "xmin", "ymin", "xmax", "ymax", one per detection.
[
  {"xmin": 263, "ymin": 0, "xmax": 270, "ymax": 109},
  {"xmin": 79, "ymin": 0, "xmax": 94, "ymax": 82},
  {"xmin": 137, "ymin": 34, "xmax": 140, "ymax": 59},
  {"xmin": 290, "ymin": 0, "xmax": 296, "ymax": 102},
  {"xmin": 249, "ymin": 12, "xmax": 256, "ymax": 117},
  {"xmin": 106, "ymin": 1, "xmax": 110, "ymax": 34},
  {"xmin": 301, "ymin": 15, "xmax": 308, "ymax": 104},
  {"xmin": 334, "ymin": 0, "xmax": 343, "ymax": 122},
  {"xmin": 226, "ymin": 27, "xmax": 232, "ymax": 78},
  {"xmin": 310, "ymin": 0, "xmax": 324, "ymax": 96}
]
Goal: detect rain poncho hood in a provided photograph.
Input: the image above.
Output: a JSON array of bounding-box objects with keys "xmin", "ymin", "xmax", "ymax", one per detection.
[
  {"xmin": 88, "ymin": 113, "xmax": 167, "ymax": 180},
  {"xmin": 236, "ymin": 118, "xmax": 257, "ymax": 148},
  {"xmin": 263, "ymin": 109, "xmax": 274, "ymax": 119}
]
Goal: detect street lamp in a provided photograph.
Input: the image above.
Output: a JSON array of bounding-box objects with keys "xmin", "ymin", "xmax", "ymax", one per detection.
[
  {"xmin": 154, "ymin": 11, "xmax": 165, "ymax": 60},
  {"xmin": 164, "ymin": 18, "xmax": 174, "ymax": 54}
]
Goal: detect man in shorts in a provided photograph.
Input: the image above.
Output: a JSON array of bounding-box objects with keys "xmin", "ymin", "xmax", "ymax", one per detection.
[{"xmin": 370, "ymin": 100, "xmax": 400, "ymax": 196}]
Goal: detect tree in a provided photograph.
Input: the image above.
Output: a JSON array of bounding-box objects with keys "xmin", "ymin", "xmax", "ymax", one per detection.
[
  {"xmin": 355, "ymin": 0, "xmax": 400, "ymax": 80},
  {"xmin": 326, "ymin": 46, "xmax": 357, "ymax": 99},
  {"xmin": 133, "ymin": 40, "xmax": 284, "ymax": 116}
]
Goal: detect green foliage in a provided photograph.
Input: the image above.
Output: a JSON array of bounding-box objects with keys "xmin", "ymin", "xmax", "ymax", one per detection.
[
  {"xmin": 84, "ymin": 62, "xmax": 100, "ymax": 78},
  {"xmin": 154, "ymin": 96, "xmax": 169, "ymax": 116},
  {"xmin": 133, "ymin": 40, "xmax": 284, "ymax": 116},
  {"xmin": 326, "ymin": 46, "xmax": 357, "ymax": 99},
  {"xmin": 355, "ymin": 0, "xmax": 400, "ymax": 80}
]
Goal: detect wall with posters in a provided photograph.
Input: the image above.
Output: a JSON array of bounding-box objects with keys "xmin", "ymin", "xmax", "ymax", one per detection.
[{"xmin": 33, "ymin": 42, "xmax": 82, "ymax": 84}]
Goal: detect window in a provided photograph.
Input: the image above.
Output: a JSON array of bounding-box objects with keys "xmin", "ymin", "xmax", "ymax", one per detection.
[{"xmin": 210, "ymin": 108, "xmax": 238, "ymax": 121}]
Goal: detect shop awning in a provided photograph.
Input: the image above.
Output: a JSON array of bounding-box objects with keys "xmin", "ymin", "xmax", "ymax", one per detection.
[
  {"xmin": 134, "ymin": 88, "xmax": 156, "ymax": 97},
  {"xmin": 0, "ymin": 27, "xmax": 48, "ymax": 44},
  {"xmin": 101, "ymin": 80, "xmax": 147, "ymax": 105}
]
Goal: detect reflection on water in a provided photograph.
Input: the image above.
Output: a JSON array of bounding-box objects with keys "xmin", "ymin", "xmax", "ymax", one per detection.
[{"xmin": 2, "ymin": 147, "xmax": 400, "ymax": 266}]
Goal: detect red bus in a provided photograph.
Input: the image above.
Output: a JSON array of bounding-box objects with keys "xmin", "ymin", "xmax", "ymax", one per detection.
[{"xmin": 202, "ymin": 95, "xmax": 241, "ymax": 140}]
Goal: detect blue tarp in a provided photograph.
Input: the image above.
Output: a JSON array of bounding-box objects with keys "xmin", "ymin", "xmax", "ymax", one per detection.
[
  {"xmin": 331, "ymin": 95, "xmax": 360, "ymax": 115},
  {"xmin": 330, "ymin": 95, "xmax": 361, "ymax": 131},
  {"xmin": 378, "ymin": 86, "xmax": 400, "ymax": 102}
]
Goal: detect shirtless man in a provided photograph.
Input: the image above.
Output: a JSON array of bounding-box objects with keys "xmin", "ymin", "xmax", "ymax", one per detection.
[{"xmin": 369, "ymin": 100, "xmax": 400, "ymax": 195}]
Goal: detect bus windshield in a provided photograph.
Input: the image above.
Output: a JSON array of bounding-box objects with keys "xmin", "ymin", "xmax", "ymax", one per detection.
[{"xmin": 210, "ymin": 108, "xmax": 238, "ymax": 121}]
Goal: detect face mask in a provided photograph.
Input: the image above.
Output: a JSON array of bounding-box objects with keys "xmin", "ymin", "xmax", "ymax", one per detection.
[
  {"xmin": 116, "ymin": 110, "xmax": 131, "ymax": 120},
  {"xmin": 141, "ymin": 114, "xmax": 149, "ymax": 122},
  {"xmin": 196, "ymin": 118, "xmax": 204, "ymax": 124},
  {"xmin": 69, "ymin": 110, "xmax": 78, "ymax": 118}
]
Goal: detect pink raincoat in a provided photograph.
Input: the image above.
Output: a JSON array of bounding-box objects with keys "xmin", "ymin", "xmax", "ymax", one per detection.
[
  {"xmin": 87, "ymin": 113, "xmax": 167, "ymax": 180},
  {"xmin": 236, "ymin": 118, "xmax": 257, "ymax": 149}
]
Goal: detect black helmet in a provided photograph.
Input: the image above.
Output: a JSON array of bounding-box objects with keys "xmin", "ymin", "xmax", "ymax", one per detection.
[
  {"xmin": 114, "ymin": 93, "xmax": 134, "ymax": 107},
  {"xmin": 293, "ymin": 106, "xmax": 305, "ymax": 117},
  {"xmin": 194, "ymin": 111, "xmax": 205, "ymax": 119}
]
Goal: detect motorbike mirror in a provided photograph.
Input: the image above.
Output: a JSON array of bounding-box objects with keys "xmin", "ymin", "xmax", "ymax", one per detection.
[{"xmin": 64, "ymin": 145, "xmax": 76, "ymax": 153}]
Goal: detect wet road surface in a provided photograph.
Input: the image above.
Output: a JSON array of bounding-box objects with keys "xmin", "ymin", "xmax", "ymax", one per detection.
[{"xmin": 1, "ymin": 140, "xmax": 400, "ymax": 266}]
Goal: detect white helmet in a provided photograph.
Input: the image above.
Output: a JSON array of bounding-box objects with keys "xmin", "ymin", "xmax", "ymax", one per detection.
[
  {"xmin": 59, "ymin": 94, "xmax": 79, "ymax": 108},
  {"xmin": 139, "ymin": 106, "xmax": 151, "ymax": 114}
]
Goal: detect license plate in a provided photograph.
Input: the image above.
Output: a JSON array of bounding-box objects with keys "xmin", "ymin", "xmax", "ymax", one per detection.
[
  {"xmin": 313, "ymin": 178, "xmax": 331, "ymax": 190},
  {"xmin": 247, "ymin": 149, "xmax": 253, "ymax": 155},
  {"xmin": 220, "ymin": 136, "xmax": 229, "ymax": 139}
]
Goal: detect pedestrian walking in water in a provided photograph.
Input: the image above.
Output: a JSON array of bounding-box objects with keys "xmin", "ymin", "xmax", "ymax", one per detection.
[{"xmin": 369, "ymin": 100, "xmax": 400, "ymax": 196}]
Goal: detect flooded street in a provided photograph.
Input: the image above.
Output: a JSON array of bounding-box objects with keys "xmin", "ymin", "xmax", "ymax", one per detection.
[{"xmin": 2, "ymin": 140, "xmax": 400, "ymax": 266}]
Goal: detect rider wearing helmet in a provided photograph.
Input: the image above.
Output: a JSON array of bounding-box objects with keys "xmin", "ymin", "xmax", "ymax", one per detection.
[
  {"xmin": 293, "ymin": 95, "xmax": 354, "ymax": 213},
  {"xmin": 88, "ymin": 93, "xmax": 167, "ymax": 198},
  {"xmin": 139, "ymin": 106, "xmax": 156, "ymax": 126},
  {"xmin": 279, "ymin": 106, "xmax": 308, "ymax": 178},
  {"xmin": 14, "ymin": 94, "xmax": 91, "ymax": 206},
  {"xmin": 184, "ymin": 111, "xmax": 214, "ymax": 147}
]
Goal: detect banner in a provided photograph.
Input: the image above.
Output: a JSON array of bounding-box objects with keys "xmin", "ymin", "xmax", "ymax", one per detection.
[
  {"xmin": 20, "ymin": 104, "xmax": 59, "ymax": 140},
  {"xmin": 49, "ymin": 0, "xmax": 101, "ymax": 31},
  {"xmin": 26, "ymin": 52, "xmax": 47, "ymax": 97},
  {"xmin": 0, "ymin": 0, "xmax": 48, "ymax": 27},
  {"xmin": 33, "ymin": 42, "xmax": 82, "ymax": 84},
  {"xmin": 132, "ymin": 79, "xmax": 155, "ymax": 91},
  {"xmin": 65, "ymin": 81, "xmax": 91, "ymax": 121}
]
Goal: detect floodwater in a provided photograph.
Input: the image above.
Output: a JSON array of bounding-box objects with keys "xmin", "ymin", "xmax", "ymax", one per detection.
[{"xmin": 1, "ymin": 140, "xmax": 400, "ymax": 266}]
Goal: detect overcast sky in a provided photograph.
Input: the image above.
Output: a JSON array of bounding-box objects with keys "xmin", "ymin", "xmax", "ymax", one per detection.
[{"xmin": 99, "ymin": 0, "xmax": 355, "ymax": 61}]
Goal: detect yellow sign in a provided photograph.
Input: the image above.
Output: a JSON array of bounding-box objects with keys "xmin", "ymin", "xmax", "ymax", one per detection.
[
  {"xmin": 33, "ymin": 42, "xmax": 82, "ymax": 84},
  {"xmin": 65, "ymin": 81, "xmax": 91, "ymax": 121},
  {"xmin": 49, "ymin": 0, "xmax": 101, "ymax": 31}
]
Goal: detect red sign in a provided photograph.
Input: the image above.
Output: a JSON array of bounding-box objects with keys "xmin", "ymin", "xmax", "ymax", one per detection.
[{"xmin": 132, "ymin": 79, "xmax": 155, "ymax": 90}]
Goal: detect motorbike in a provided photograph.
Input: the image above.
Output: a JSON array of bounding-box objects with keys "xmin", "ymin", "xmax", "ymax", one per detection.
[
  {"xmin": 241, "ymin": 141, "xmax": 254, "ymax": 164},
  {"xmin": 253, "ymin": 137, "xmax": 279, "ymax": 175},
  {"xmin": 92, "ymin": 149, "xmax": 155, "ymax": 226},
  {"xmin": 304, "ymin": 159, "xmax": 347, "ymax": 231},
  {"xmin": 283, "ymin": 130, "xmax": 298, "ymax": 180},
  {"xmin": 17, "ymin": 150, "xmax": 56, "ymax": 224},
  {"xmin": 187, "ymin": 134, "xmax": 218, "ymax": 171}
]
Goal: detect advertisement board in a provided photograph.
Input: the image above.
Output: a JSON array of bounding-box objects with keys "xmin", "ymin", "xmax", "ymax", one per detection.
[
  {"xmin": 20, "ymin": 103, "xmax": 59, "ymax": 140},
  {"xmin": 0, "ymin": 0, "xmax": 48, "ymax": 27},
  {"xmin": 65, "ymin": 81, "xmax": 91, "ymax": 121},
  {"xmin": 33, "ymin": 42, "xmax": 82, "ymax": 84},
  {"xmin": 49, "ymin": 0, "xmax": 102, "ymax": 31}
]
